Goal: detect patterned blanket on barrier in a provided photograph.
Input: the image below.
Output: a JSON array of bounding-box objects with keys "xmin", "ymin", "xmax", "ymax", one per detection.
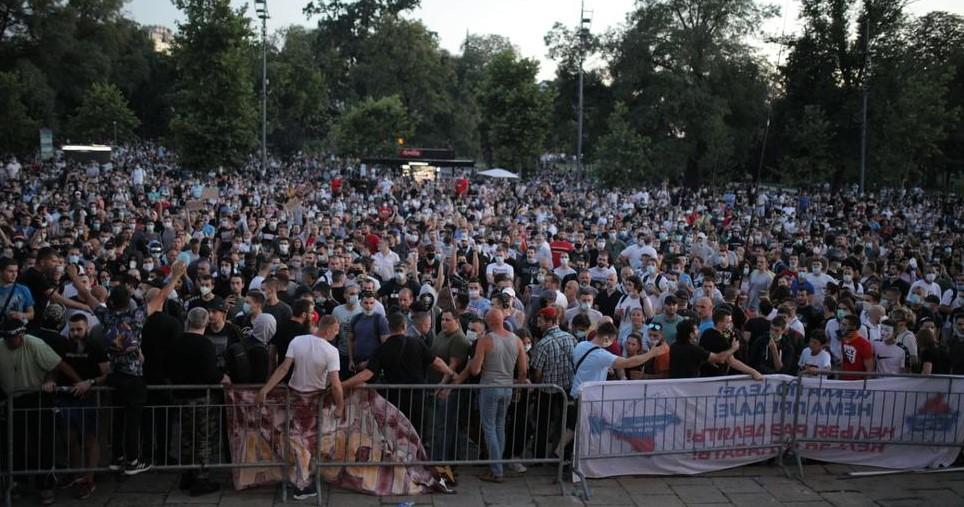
[{"xmin": 225, "ymin": 388, "xmax": 444, "ymax": 495}]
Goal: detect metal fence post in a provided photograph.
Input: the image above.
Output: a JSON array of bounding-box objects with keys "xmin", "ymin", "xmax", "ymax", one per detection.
[
  {"xmin": 5, "ymin": 396, "xmax": 13, "ymax": 507},
  {"xmin": 791, "ymin": 375, "xmax": 805, "ymax": 479},
  {"xmin": 281, "ymin": 387, "xmax": 290, "ymax": 503},
  {"xmin": 555, "ymin": 385, "xmax": 568, "ymax": 496}
]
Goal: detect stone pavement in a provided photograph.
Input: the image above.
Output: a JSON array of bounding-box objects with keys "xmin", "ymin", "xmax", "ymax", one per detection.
[{"xmin": 11, "ymin": 463, "xmax": 964, "ymax": 506}]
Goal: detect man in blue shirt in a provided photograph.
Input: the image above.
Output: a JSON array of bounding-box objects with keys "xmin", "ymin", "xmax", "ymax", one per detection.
[
  {"xmin": 348, "ymin": 291, "xmax": 389, "ymax": 372},
  {"xmin": 559, "ymin": 322, "xmax": 667, "ymax": 456},
  {"xmin": 0, "ymin": 257, "xmax": 35, "ymax": 324}
]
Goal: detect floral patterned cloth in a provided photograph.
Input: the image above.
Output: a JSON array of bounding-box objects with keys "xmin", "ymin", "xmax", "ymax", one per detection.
[{"xmin": 225, "ymin": 387, "xmax": 446, "ymax": 496}]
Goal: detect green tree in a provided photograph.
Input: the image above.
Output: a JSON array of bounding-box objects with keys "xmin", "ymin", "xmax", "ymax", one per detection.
[
  {"xmin": 332, "ymin": 95, "xmax": 414, "ymax": 157},
  {"xmin": 67, "ymin": 82, "xmax": 140, "ymax": 144},
  {"xmin": 607, "ymin": 0, "xmax": 775, "ymax": 185},
  {"xmin": 170, "ymin": 0, "xmax": 258, "ymax": 171},
  {"xmin": 781, "ymin": 105, "xmax": 834, "ymax": 183},
  {"xmin": 594, "ymin": 102, "xmax": 652, "ymax": 186},
  {"xmin": 0, "ymin": 1, "xmax": 158, "ymax": 138},
  {"xmin": 477, "ymin": 51, "xmax": 553, "ymax": 173},
  {"xmin": 0, "ymin": 71, "xmax": 41, "ymax": 156},
  {"xmin": 266, "ymin": 26, "xmax": 330, "ymax": 156}
]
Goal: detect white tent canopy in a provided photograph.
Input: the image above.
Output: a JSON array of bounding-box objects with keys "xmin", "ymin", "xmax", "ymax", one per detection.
[{"xmin": 477, "ymin": 168, "xmax": 520, "ymax": 179}]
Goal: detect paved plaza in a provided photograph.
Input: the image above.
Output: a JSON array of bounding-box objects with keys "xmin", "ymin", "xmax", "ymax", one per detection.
[{"xmin": 11, "ymin": 462, "xmax": 964, "ymax": 507}]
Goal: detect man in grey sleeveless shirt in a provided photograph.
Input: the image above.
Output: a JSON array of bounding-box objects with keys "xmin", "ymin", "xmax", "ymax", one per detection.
[{"xmin": 450, "ymin": 308, "xmax": 528, "ymax": 483}]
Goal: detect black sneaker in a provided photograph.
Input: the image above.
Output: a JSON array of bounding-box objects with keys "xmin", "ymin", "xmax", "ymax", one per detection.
[
  {"xmin": 189, "ymin": 479, "xmax": 220, "ymax": 497},
  {"xmin": 123, "ymin": 460, "xmax": 152, "ymax": 476},
  {"xmin": 292, "ymin": 485, "xmax": 317, "ymax": 500},
  {"xmin": 108, "ymin": 456, "xmax": 126, "ymax": 472}
]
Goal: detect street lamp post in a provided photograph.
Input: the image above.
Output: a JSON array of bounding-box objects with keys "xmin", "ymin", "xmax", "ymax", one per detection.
[
  {"xmin": 113, "ymin": 121, "xmax": 117, "ymax": 146},
  {"xmin": 255, "ymin": 0, "xmax": 268, "ymax": 177},
  {"xmin": 576, "ymin": 1, "xmax": 591, "ymax": 175}
]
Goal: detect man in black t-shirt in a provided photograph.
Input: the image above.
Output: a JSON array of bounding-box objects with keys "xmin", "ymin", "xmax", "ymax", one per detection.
[
  {"xmin": 669, "ymin": 319, "xmax": 742, "ymax": 379},
  {"xmin": 203, "ymin": 297, "xmax": 243, "ymax": 372},
  {"xmin": 270, "ymin": 299, "xmax": 312, "ymax": 369},
  {"xmin": 63, "ymin": 313, "xmax": 109, "ymax": 496},
  {"xmin": 699, "ymin": 309, "xmax": 763, "ymax": 379},
  {"xmin": 342, "ymin": 312, "xmax": 457, "ymax": 433}
]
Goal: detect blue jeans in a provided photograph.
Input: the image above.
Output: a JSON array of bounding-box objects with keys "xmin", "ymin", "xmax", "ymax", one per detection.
[
  {"xmin": 479, "ymin": 387, "xmax": 512, "ymax": 476},
  {"xmin": 429, "ymin": 391, "xmax": 463, "ymax": 461}
]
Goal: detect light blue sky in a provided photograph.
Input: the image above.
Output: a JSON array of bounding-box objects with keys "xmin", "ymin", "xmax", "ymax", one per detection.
[{"xmin": 126, "ymin": 0, "xmax": 964, "ymax": 80}]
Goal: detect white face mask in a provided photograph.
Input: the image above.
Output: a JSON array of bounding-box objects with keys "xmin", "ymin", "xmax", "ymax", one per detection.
[
  {"xmin": 925, "ymin": 273, "xmax": 936, "ymax": 282},
  {"xmin": 143, "ymin": 263, "xmax": 154, "ymax": 272},
  {"xmin": 466, "ymin": 330, "xmax": 478, "ymax": 343},
  {"xmin": 199, "ymin": 286, "xmax": 212, "ymax": 296}
]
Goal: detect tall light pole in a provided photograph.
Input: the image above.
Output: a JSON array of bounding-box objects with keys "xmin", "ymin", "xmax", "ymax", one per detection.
[
  {"xmin": 255, "ymin": 0, "xmax": 268, "ymax": 177},
  {"xmin": 859, "ymin": 7, "xmax": 871, "ymax": 195},
  {"xmin": 576, "ymin": 1, "xmax": 591, "ymax": 175}
]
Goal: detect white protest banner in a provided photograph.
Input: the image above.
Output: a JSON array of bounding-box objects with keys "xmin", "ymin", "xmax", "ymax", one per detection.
[
  {"xmin": 575, "ymin": 374, "xmax": 964, "ymax": 479},
  {"xmin": 793, "ymin": 375, "xmax": 964, "ymax": 470},
  {"xmin": 575, "ymin": 375, "xmax": 790, "ymax": 478}
]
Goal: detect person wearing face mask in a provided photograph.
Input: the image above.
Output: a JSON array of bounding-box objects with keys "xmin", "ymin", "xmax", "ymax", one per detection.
[
  {"xmin": 910, "ymin": 266, "xmax": 943, "ymax": 299},
  {"xmin": 564, "ymin": 287, "xmax": 604, "ymax": 329},
  {"xmin": 485, "ymin": 247, "xmax": 515, "ymax": 289},
  {"xmin": 346, "ymin": 291, "xmax": 390, "ymax": 373},
  {"xmin": 825, "ymin": 299, "xmax": 868, "ymax": 365},
  {"xmin": 186, "ymin": 274, "xmax": 217, "ymax": 311},
  {"xmin": 803, "ymin": 258, "xmax": 837, "ymax": 303},
  {"xmin": 465, "ymin": 279, "xmax": 492, "ymax": 318},
  {"xmin": 553, "ymin": 254, "xmax": 576, "ymax": 280},
  {"xmin": 838, "ymin": 265, "xmax": 864, "ymax": 295}
]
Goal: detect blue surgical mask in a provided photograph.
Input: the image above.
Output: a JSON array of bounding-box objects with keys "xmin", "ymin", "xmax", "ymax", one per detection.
[{"xmin": 242, "ymin": 302, "xmax": 251, "ymax": 314}]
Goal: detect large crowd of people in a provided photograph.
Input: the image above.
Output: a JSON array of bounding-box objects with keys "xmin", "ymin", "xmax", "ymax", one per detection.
[{"xmin": 1, "ymin": 144, "xmax": 963, "ymax": 503}]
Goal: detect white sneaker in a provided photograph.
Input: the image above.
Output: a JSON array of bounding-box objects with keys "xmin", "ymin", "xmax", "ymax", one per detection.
[{"xmin": 507, "ymin": 462, "xmax": 527, "ymax": 473}]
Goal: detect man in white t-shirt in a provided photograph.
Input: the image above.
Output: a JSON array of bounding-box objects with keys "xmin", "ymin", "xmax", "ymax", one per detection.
[
  {"xmin": 485, "ymin": 247, "xmax": 515, "ymax": 287},
  {"xmin": 873, "ymin": 318, "xmax": 908, "ymax": 374},
  {"xmin": 257, "ymin": 315, "xmax": 344, "ymax": 416},
  {"xmin": 798, "ymin": 334, "xmax": 831, "ymax": 373}
]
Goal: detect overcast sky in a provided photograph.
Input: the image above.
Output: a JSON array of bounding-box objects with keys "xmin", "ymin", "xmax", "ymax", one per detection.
[{"xmin": 127, "ymin": 0, "xmax": 964, "ymax": 81}]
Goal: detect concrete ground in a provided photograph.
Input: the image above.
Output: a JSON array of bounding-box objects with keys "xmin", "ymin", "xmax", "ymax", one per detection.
[{"xmin": 9, "ymin": 462, "xmax": 964, "ymax": 506}]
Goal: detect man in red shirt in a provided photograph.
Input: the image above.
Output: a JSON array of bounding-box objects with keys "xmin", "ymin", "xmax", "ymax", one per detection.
[
  {"xmin": 549, "ymin": 232, "xmax": 574, "ymax": 268},
  {"xmin": 839, "ymin": 315, "xmax": 874, "ymax": 380},
  {"xmin": 454, "ymin": 175, "xmax": 469, "ymax": 198}
]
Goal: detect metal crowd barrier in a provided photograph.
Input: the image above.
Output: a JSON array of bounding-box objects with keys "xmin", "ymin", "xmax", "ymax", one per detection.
[
  {"xmin": 2, "ymin": 384, "xmax": 292, "ymax": 507},
  {"xmin": 2, "ymin": 382, "xmax": 570, "ymax": 507}
]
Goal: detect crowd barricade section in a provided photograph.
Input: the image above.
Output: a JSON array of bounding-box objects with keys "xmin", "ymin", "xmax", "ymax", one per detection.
[
  {"xmin": 2, "ymin": 382, "xmax": 570, "ymax": 507},
  {"xmin": 572, "ymin": 372, "xmax": 964, "ymax": 499}
]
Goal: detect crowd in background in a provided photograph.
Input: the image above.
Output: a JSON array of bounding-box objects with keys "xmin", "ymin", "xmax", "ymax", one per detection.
[{"xmin": 1, "ymin": 144, "xmax": 963, "ymax": 503}]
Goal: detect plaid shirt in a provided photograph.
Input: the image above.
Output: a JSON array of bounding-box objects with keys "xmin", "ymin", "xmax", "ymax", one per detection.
[{"xmin": 530, "ymin": 326, "xmax": 578, "ymax": 391}]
